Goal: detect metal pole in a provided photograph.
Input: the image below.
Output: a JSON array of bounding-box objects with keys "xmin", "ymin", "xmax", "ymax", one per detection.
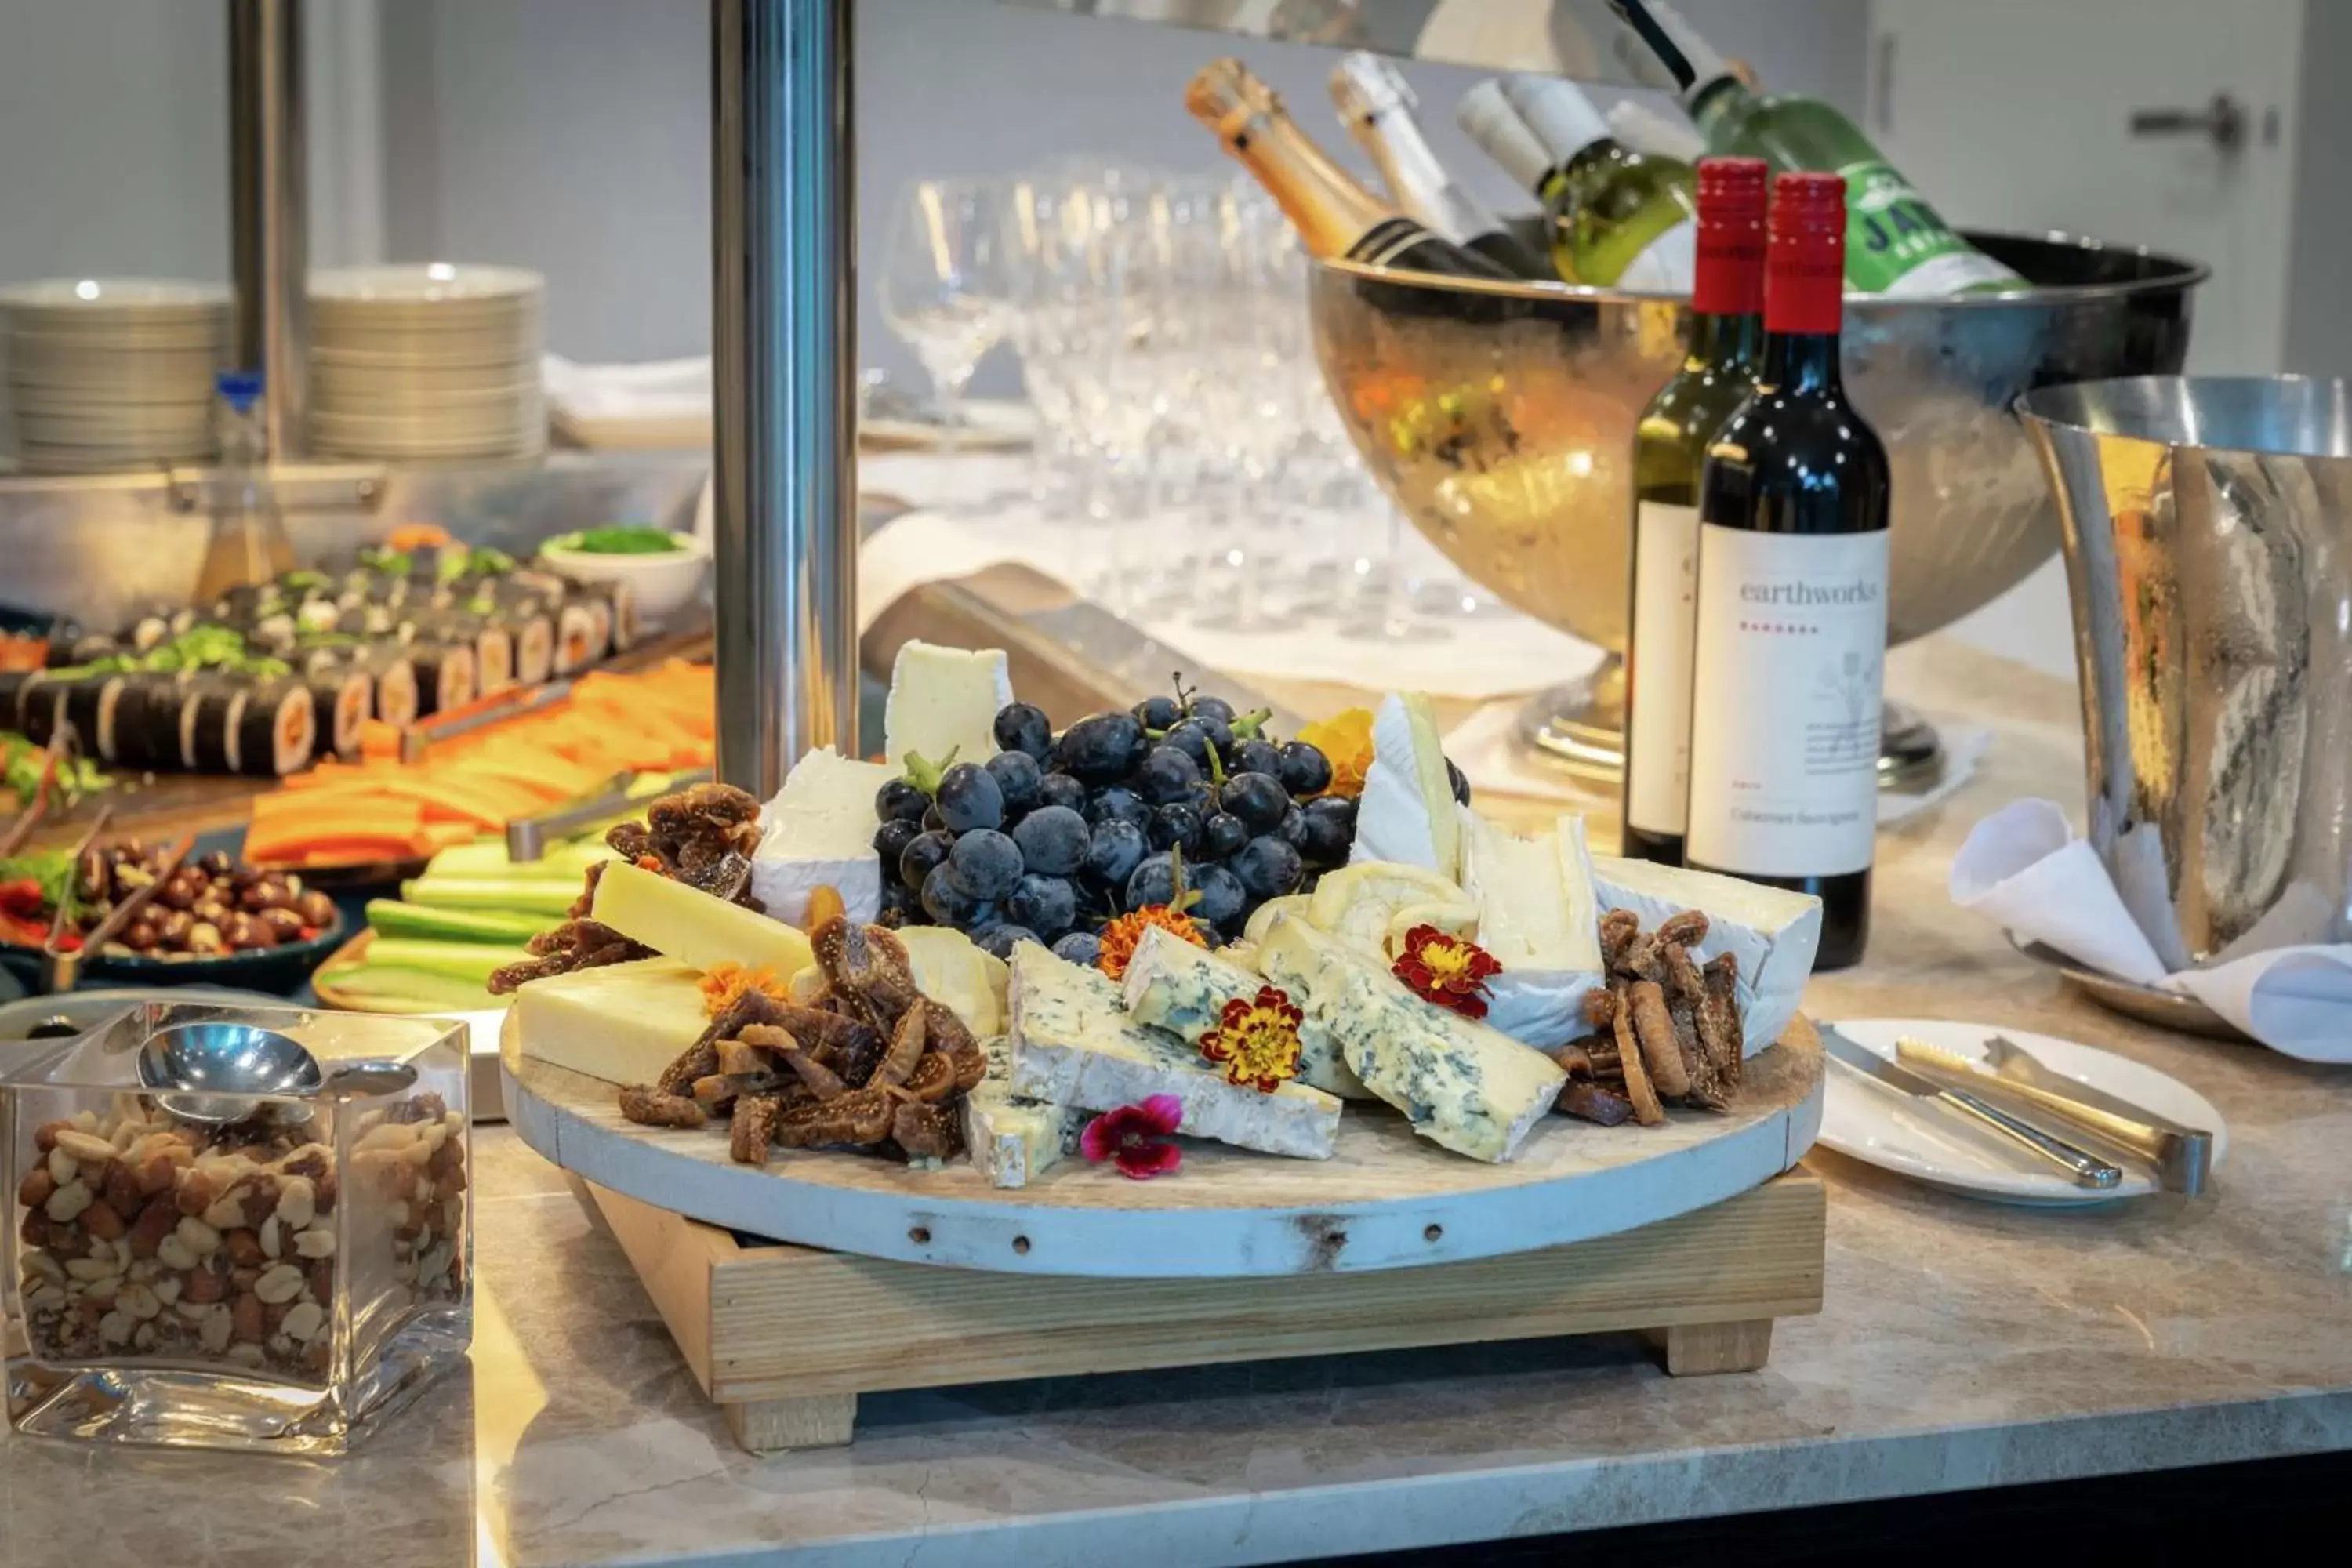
[
  {"xmin": 711, "ymin": 0, "xmax": 859, "ymax": 796},
  {"xmin": 227, "ymin": 0, "xmax": 309, "ymax": 457}
]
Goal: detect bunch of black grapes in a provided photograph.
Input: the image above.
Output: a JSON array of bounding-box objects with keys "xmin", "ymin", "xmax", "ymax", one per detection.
[{"xmin": 871, "ymin": 684, "xmax": 1359, "ymax": 965}]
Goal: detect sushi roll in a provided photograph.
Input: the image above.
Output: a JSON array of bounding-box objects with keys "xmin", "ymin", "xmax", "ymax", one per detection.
[
  {"xmin": 550, "ymin": 599, "xmax": 600, "ymax": 675},
  {"xmin": 509, "ymin": 609, "xmax": 556, "ymax": 686},
  {"xmin": 58, "ymin": 633, "xmax": 123, "ymax": 666},
  {"xmin": 406, "ymin": 612, "xmax": 513, "ymax": 696},
  {"xmin": 16, "ymin": 673, "xmax": 66, "ymax": 748},
  {"xmin": 304, "ymin": 666, "xmax": 372, "ymax": 760},
  {"xmin": 234, "ymin": 678, "xmax": 316, "ymax": 776},
  {"xmin": 579, "ymin": 579, "xmax": 638, "ymax": 654},
  {"xmin": 126, "ymin": 605, "xmax": 197, "ymax": 653},
  {"xmin": 407, "ymin": 641, "xmax": 476, "ymax": 718},
  {"xmin": 0, "ymin": 670, "xmax": 42, "ymax": 730},
  {"xmin": 110, "ymin": 671, "xmax": 194, "ymax": 769},
  {"xmin": 60, "ymin": 675, "xmax": 125, "ymax": 760},
  {"xmin": 180, "ymin": 677, "xmax": 249, "ymax": 772}
]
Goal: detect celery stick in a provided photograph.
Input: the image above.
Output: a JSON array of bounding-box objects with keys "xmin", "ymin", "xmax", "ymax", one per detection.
[
  {"xmin": 400, "ymin": 877, "xmax": 580, "ymax": 916},
  {"xmin": 326, "ymin": 970, "xmax": 507, "ymax": 1013},
  {"xmin": 366, "ymin": 900, "xmax": 549, "ymax": 945},
  {"xmin": 360, "ymin": 938, "xmax": 533, "ymax": 985}
]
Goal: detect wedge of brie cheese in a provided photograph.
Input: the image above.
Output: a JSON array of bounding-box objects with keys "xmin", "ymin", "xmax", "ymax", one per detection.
[
  {"xmin": 514, "ymin": 958, "xmax": 709, "ymax": 1085},
  {"xmin": 1588, "ymin": 855, "xmax": 1822, "ymax": 1052},
  {"xmin": 897, "ymin": 924, "xmax": 1008, "ymax": 1036},
  {"xmin": 1255, "ymin": 914, "xmax": 1565, "ymax": 1162},
  {"xmin": 1348, "ymin": 692, "xmax": 1462, "ymax": 881},
  {"xmin": 962, "ymin": 1036, "xmax": 1083, "ymax": 1189},
  {"xmin": 748, "ymin": 746, "xmax": 895, "ymax": 925},
  {"xmin": 1120, "ymin": 925, "xmax": 1370, "ymax": 1099},
  {"xmin": 1007, "ymin": 942, "xmax": 1341, "ymax": 1160},
  {"xmin": 881, "ymin": 639, "xmax": 1012, "ymax": 769},
  {"xmin": 1461, "ymin": 811, "xmax": 1604, "ymax": 1047},
  {"xmin": 590, "ymin": 861, "xmax": 815, "ymax": 978}
]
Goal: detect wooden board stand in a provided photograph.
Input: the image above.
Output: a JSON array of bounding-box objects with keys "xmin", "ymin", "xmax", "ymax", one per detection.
[{"xmin": 587, "ymin": 1168, "xmax": 1826, "ymax": 1454}]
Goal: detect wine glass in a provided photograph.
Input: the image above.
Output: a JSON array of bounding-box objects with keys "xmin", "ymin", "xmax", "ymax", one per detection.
[{"xmin": 879, "ymin": 179, "xmax": 1013, "ymax": 454}]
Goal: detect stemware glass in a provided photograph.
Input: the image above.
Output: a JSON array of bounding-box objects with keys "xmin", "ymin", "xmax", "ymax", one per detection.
[{"xmin": 879, "ymin": 178, "xmax": 1013, "ymax": 454}]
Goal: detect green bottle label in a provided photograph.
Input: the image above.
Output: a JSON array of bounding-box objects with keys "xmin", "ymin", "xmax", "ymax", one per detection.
[{"xmin": 1835, "ymin": 159, "xmax": 2020, "ymax": 296}]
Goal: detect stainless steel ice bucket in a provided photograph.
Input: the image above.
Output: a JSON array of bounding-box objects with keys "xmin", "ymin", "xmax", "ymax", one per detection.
[
  {"xmin": 1310, "ymin": 228, "xmax": 2207, "ymax": 780},
  {"xmin": 2020, "ymin": 376, "xmax": 2352, "ymax": 967}
]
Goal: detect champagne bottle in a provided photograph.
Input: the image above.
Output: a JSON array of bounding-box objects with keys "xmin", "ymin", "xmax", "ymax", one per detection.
[
  {"xmin": 1685, "ymin": 172, "xmax": 1890, "ymax": 968},
  {"xmin": 1610, "ymin": 0, "xmax": 2024, "ymax": 296},
  {"xmin": 1621, "ymin": 156, "xmax": 1768, "ymax": 868},
  {"xmin": 1328, "ymin": 53, "xmax": 1552, "ymax": 281},
  {"xmin": 1186, "ymin": 58, "xmax": 1515, "ymax": 281},
  {"xmin": 1456, "ymin": 78, "xmax": 1695, "ymax": 289}
]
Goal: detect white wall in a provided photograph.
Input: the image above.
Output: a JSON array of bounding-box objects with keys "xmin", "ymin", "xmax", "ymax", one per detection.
[
  {"xmin": 372, "ymin": 0, "xmax": 1867, "ymax": 387},
  {"xmin": 0, "ymin": 0, "xmax": 229, "ymax": 285}
]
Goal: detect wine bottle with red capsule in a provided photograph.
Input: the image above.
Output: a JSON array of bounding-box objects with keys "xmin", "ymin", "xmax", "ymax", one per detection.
[
  {"xmin": 1620, "ymin": 155, "xmax": 1769, "ymax": 867},
  {"xmin": 1683, "ymin": 171, "xmax": 1890, "ymax": 968}
]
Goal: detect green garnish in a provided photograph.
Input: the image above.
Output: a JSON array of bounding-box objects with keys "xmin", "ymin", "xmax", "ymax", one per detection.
[
  {"xmin": 0, "ymin": 848, "xmax": 76, "ymax": 909},
  {"xmin": 558, "ymin": 526, "xmax": 684, "ymax": 556},
  {"xmin": 2, "ymin": 734, "xmax": 110, "ymax": 808},
  {"xmin": 900, "ymin": 747, "xmax": 960, "ymax": 797}
]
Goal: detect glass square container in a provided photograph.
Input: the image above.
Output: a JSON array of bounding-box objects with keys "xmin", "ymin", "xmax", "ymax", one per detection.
[{"xmin": 4, "ymin": 1001, "xmax": 470, "ymax": 1454}]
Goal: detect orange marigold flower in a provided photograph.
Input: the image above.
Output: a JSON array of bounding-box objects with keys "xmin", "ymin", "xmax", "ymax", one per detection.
[
  {"xmin": 1392, "ymin": 924, "xmax": 1501, "ymax": 1019},
  {"xmin": 1095, "ymin": 904, "xmax": 1207, "ymax": 982},
  {"xmin": 1296, "ymin": 707, "xmax": 1374, "ymax": 800},
  {"xmin": 1197, "ymin": 985, "xmax": 1305, "ymax": 1092},
  {"xmin": 699, "ymin": 961, "xmax": 790, "ymax": 1018}
]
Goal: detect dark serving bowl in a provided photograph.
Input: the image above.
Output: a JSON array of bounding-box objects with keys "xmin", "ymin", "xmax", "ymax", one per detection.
[{"xmin": 0, "ymin": 909, "xmax": 348, "ymax": 997}]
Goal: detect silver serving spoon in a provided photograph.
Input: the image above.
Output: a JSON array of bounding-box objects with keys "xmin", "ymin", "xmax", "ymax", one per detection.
[{"xmin": 138, "ymin": 1020, "xmax": 325, "ymax": 1127}]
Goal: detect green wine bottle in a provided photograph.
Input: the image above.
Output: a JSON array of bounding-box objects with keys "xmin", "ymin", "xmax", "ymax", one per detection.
[
  {"xmin": 1621, "ymin": 156, "xmax": 1769, "ymax": 867},
  {"xmin": 1457, "ymin": 78, "xmax": 1695, "ymax": 289},
  {"xmin": 1611, "ymin": 0, "xmax": 2024, "ymax": 296}
]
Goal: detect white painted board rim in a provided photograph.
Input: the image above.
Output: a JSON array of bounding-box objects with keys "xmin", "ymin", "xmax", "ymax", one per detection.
[{"xmin": 500, "ymin": 1014, "xmax": 1822, "ymax": 1279}]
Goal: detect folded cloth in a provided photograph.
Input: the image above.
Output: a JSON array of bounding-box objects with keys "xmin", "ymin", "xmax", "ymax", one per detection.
[{"xmin": 1951, "ymin": 798, "xmax": 2352, "ymax": 1062}]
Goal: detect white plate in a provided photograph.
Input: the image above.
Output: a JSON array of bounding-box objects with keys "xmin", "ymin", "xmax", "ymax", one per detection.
[
  {"xmin": 0, "ymin": 278, "xmax": 231, "ymax": 311},
  {"xmin": 1817, "ymin": 1018, "xmax": 2228, "ymax": 1206},
  {"xmin": 309, "ymin": 263, "xmax": 543, "ymax": 304}
]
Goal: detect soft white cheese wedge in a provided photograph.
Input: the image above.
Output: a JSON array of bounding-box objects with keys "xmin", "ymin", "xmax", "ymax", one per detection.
[
  {"xmin": 896, "ymin": 925, "xmax": 1007, "ymax": 1036},
  {"xmin": 1348, "ymin": 692, "xmax": 1461, "ymax": 880},
  {"xmin": 1308, "ymin": 861, "xmax": 1477, "ymax": 962},
  {"xmin": 1588, "ymin": 855, "xmax": 1823, "ymax": 1052},
  {"xmin": 590, "ymin": 861, "xmax": 815, "ymax": 977},
  {"xmin": 962, "ymin": 1036, "xmax": 1083, "ymax": 1189},
  {"xmin": 1461, "ymin": 811, "xmax": 1603, "ymax": 1047},
  {"xmin": 881, "ymin": 640, "xmax": 1012, "ymax": 769},
  {"xmin": 1255, "ymin": 914, "xmax": 1565, "ymax": 1162},
  {"xmin": 1120, "ymin": 925, "xmax": 1370, "ymax": 1099},
  {"xmin": 514, "ymin": 957, "xmax": 709, "ymax": 1085},
  {"xmin": 747, "ymin": 746, "xmax": 895, "ymax": 925},
  {"xmin": 1007, "ymin": 942, "xmax": 1341, "ymax": 1160}
]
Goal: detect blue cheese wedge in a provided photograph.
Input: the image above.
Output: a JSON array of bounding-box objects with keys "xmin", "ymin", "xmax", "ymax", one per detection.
[
  {"xmin": 1120, "ymin": 925, "xmax": 1370, "ymax": 1099},
  {"xmin": 962, "ymin": 1036, "xmax": 1083, "ymax": 1189},
  {"xmin": 1461, "ymin": 811, "xmax": 1604, "ymax": 1047},
  {"xmin": 1007, "ymin": 942, "xmax": 1341, "ymax": 1160},
  {"xmin": 747, "ymin": 746, "xmax": 895, "ymax": 924},
  {"xmin": 881, "ymin": 640, "xmax": 1012, "ymax": 769},
  {"xmin": 1348, "ymin": 692, "xmax": 1462, "ymax": 880},
  {"xmin": 1256, "ymin": 913, "xmax": 1565, "ymax": 1163},
  {"xmin": 1588, "ymin": 855, "xmax": 1822, "ymax": 1052}
]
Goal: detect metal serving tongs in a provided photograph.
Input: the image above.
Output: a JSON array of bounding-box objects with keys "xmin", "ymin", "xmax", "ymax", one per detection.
[
  {"xmin": 1893, "ymin": 1034, "xmax": 2215, "ymax": 1196},
  {"xmin": 504, "ymin": 767, "xmax": 714, "ymax": 862},
  {"xmin": 41, "ymin": 826, "xmax": 191, "ymax": 996},
  {"xmin": 0, "ymin": 734, "xmax": 74, "ymax": 858}
]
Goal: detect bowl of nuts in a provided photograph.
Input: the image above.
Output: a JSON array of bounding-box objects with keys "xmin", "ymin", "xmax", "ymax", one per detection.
[
  {"xmin": 0, "ymin": 841, "xmax": 346, "ymax": 996},
  {"xmin": 5, "ymin": 999, "xmax": 470, "ymax": 1453}
]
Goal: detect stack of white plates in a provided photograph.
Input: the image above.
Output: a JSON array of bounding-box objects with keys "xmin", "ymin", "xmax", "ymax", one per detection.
[
  {"xmin": 309, "ymin": 263, "xmax": 546, "ymax": 461},
  {"xmin": 0, "ymin": 278, "xmax": 230, "ymax": 473}
]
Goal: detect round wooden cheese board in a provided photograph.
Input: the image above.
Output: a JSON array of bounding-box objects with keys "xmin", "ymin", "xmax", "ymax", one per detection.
[{"xmin": 502, "ymin": 1011, "xmax": 1823, "ymax": 1279}]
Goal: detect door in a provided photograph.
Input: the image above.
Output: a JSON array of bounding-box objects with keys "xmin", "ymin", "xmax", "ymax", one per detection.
[{"xmin": 1869, "ymin": 0, "xmax": 2306, "ymax": 677}]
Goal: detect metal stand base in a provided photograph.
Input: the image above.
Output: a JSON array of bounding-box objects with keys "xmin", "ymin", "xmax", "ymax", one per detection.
[{"xmin": 1515, "ymin": 669, "xmax": 1947, "ymax": 793}]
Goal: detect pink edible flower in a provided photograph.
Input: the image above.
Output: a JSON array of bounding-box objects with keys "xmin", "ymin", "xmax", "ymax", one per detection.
[{"xmin": 1080, "ymin": 1094, "xmax": 1184, "ymax": 1180}]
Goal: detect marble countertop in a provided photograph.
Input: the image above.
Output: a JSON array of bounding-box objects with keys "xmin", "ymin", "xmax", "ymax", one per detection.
[{"xmin": 5, "ymin": 642, "xmax": 2351, "ymax": 1567}]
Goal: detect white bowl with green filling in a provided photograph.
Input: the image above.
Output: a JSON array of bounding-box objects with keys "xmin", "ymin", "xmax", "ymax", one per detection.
[{"xmin": 539, "ymin": 527, "xmax": 711, "ymax": 630}]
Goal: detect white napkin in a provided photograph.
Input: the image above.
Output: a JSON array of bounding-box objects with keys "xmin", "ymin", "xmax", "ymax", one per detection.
[{"xmin": 1951, "ymin": 798, "xmax": 2352, "ymax": 1062}]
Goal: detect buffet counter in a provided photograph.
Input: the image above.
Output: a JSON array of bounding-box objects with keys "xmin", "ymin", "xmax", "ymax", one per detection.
[{"xmin": 3, "ymin": 639, "xmax": 2347, "ymax": 1567}]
